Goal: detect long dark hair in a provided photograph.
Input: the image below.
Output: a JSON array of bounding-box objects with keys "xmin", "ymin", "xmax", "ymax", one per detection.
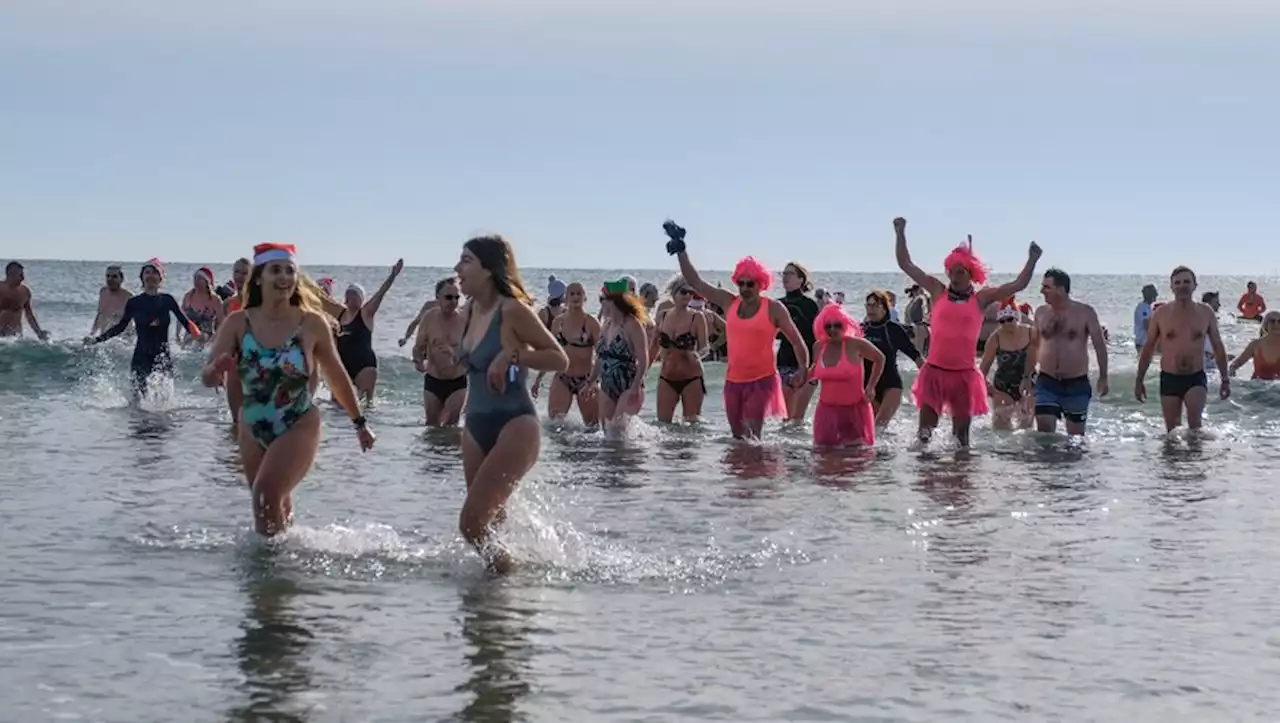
[{"xmin": 465, "ymin": 235, "xmax": 533, "ymax": 305}]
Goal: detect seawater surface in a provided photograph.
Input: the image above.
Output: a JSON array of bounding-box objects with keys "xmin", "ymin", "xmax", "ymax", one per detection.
[{"xmin": 3, "ymin": 261, "xmax": 1280, "ymax": 722}]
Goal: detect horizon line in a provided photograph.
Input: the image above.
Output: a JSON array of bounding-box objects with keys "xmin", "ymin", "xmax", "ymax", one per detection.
[{"xmin": 10, "ymin": 257, "xmax": 1276, "ymax": 279}]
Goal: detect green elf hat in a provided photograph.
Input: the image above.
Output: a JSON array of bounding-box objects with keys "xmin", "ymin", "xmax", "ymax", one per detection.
[{"xmin": 602, "ymin": 279, "xmax": 630, "ymax": 295}]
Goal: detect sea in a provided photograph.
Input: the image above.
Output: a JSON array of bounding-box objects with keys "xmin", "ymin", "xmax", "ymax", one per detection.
[{"xmin": 3, "ymin": 259, "xmax": 1280, "ymax": 722}]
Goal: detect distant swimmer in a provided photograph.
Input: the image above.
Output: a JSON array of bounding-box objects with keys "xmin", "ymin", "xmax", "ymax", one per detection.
[
  {"xmin": 200, "ymin": 243, "xmax": 374, "ymax": 537},
  {"xmin": 412, "ymin": 277, "xmax": 468, "ymax": 427},
  {"xmin": 453, "ymin": 234, "xmax": 568, "ymax": 573},
  {"xmin": 181, "ymin": 267, "xmax": 225, "ymax": 341},
  {"xmin": 667, "ymin": 220, "xmax": 810, "ymax": 440},
  {"xmin": 84, "ymin": 259, "xmax": 201, "ymax": 398},
  {"xmin": 810, "ymin": 304, "xmax": 884, "ymax": 447},
  {"xmin": 894, "ymin": 217, "xmax": 1041, "ymax": 446},
  {"xmin": 1135, "ymin": 266, "xmax": 1229, "ymax": 432},
  {"xmin": 1031, "ymin": 268, "xmax": 1109, "ymax": 436},
  {"xmin": 862, "ymin": 290, "xmax": 922, "ymax": 427},
  {"xmin": 90, "ymin": 264, "xmax": 133, "ymax": 336},
  {"xmin": 334, "ymin": 260, "xmax": 405, "ymax": 404},
  {"xmin": 0, "ymin": 262, "xmax": 51, "ymax": 340},
  {"xmin": 532, "ymin": 281, "xmax": 601, "ymax": 424},
  {"xmin": 1228, "ymin": 311, "xmax": 1280, "ymax": 380},
  {"xmin": 1132, "ymin": 283, "xmax": 1158, "ymax": 351},
  {"xmin": 979, "ymin": 299, "xmax": 1037, "ymax": 430},
  {"xmin": 1237, "ymin": 281, "xmax": 1266, "ymax": 321},
  {"xmin": 650, "ymin": 275, "xmax": 708, "ymax": 423},
  {"xmin": 538, "ymin": 276, "xmax": 567, "ymax": 330},
  {"xmin": 593, "ymin": 279, "xmax": 650, "ymax": 425}
]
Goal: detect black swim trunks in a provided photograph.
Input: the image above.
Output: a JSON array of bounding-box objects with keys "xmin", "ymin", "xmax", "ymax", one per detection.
[
  {"xmin": 423, "ymin": 373, "xmax": 467, "ymax": 403},
  {"xmin": 1159, "ymin": 370, "xmax": 1208, "ymax": 399}
]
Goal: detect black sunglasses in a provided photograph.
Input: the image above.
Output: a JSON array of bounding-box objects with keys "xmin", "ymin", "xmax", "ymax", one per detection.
[
  {"xmin": 824, "ymin": 323, "xmax": 843, "ymax": 331},
  {"xmin": 738, "ymin": 280, "xmax": 757, "ymax": 289},
  {"xmin": 442, "ymin": 294, "xmax": 460, "ymax": 301}
]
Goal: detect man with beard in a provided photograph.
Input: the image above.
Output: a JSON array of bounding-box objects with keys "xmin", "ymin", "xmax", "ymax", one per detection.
[
  {"xmin": 413, "ymin": 277, "xmax": 469, "ymax": 426},
  {"xmin": 90, "ymin": 264, "xmax": 134, "ymax": 335},
  {"xmin": 1136, "ymin": 266, "xmax": 1229, "ymax": 431}
]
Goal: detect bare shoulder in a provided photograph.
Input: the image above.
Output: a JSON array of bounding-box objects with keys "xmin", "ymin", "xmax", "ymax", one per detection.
[
  {"xmin": 1074, "ymin": 301, "xmax": 1100, "ymax": 320},
  {"xmin": 301, "ymin": 309, "xmax": 334, "ymax": 334},
  {"xmin": 422, "ymin": 306, "xmax": 442, "ymax": 323},
  {"xmin": 221, "ymin": 309, "xmax": 249, "ymax": 334}
]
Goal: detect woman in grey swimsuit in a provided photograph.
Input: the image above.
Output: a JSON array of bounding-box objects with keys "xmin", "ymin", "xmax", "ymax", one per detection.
[
  {"xmin": 531, "ymin": 281, "xmax": 601, "ymax": 424},
  {"xmin": 454, "ymin": 235, "xmax": 569, "ymax": 573}
]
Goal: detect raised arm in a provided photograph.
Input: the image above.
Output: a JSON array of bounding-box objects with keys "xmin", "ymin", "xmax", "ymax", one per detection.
[
  {"xmin": 506, "ymin": 300, "xmax": 570, "ymax": 373},
  {"xmin": 362, "ymin": 259, "xmax": 405, "ymax": 319},
  {"xmin": 769, "ymin": 300, "xmax": 809, "ymax": 371},
  {"xmin": 978, "ymin": 241, "xmax": 1044, "ymax": 307},
  {"xmin": 675, "ymin": 253, "xmax": 736, "ymax": 311},
  {"xmin": 894, "ymin": 217, "xmax": 944, "ymax": 297}
]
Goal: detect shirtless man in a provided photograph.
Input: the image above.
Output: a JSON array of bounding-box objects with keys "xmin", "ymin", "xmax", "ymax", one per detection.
[
  {"xmin": 412, "ymin": 277, "xmax": 468, "ymax": 426},
  {"xmin": 1031, "ymin": 268, "xmax": 1108, "ymax": 435},
  {"xmin": 1135, "ymin": 266, "xmax": 1229, "ymax": 432},
  {"xmin": 90, "ymin": 265, "xmax": 133, "ymax": 335},
  {"xmin": 0, "ymin": 262, "xmax": 51, "ymax": 340}
]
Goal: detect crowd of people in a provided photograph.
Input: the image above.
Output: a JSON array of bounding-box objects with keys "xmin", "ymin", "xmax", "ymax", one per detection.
[{"xmin": 0, "ymin": 219, "xmax": 1275, "ymax": 571}]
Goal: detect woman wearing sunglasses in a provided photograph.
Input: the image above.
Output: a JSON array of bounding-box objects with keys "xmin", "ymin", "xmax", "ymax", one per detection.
[
  {"xmin": 651, "ymin": 275, "xmax": 710, "ymax": 423},
  {"xmin": 810, "ymin": 304, "xmax": 884, "ymax": 447},
  {"xmin": 978, "ymin": 299, "xmax": 1038, "ymax": 429}
]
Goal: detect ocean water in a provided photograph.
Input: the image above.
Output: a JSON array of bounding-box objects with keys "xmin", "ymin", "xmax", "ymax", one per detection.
[{"xmin": 4, "ymin": 259, "xmax": 1280, "ymax": 722}]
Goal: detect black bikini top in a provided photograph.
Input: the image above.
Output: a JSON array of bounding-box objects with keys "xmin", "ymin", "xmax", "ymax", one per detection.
[
  {"xmin": 658, "ymin": 315, "xmax": 699, "ymax": 351},
  {"xmin": 556, "ymin": 321, "xmax": 593, "ymax": 348}
]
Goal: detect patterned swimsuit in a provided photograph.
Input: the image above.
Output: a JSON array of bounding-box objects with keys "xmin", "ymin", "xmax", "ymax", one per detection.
[{"xmin": 238, "ymin": 317, "xmax": 314, "ymax": 447}]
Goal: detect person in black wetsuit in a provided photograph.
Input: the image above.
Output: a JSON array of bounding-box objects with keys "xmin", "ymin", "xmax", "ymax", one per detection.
[
  {"xmin": 861, "ymin": 291, "xmax": 923, "ymax": 426},
  {"xmin": 777, "ymin": 261, "xmax": 821, "ymax": 421},
  {"xmin": 84, "ymin": 258, "xmax": 200, "ymax": 398},
  {"xmin": 334, "ymin": 259, "xmax": 404, "ymax": 404}
]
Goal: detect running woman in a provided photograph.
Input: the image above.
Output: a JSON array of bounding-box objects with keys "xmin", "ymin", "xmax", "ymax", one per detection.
[
  {"xmin": 454, "ymin": 235, "xmax": 569, "ymax": 573},
  {"xmin": 861, "ymin": 291, "xmax": 922, "ymax": 426},
  {"xmin": 335, "ymin": 260, "xmax": 404, "ymax": 404},
  {"xmin": 666, "ymin": 220, "xmax": 809, "ymax": 439},
  {"xmin": 532, "ymin": 281, "xmax": 601, "ymax": 424},
  {"xmin": 651, "ymin": 275, "xmax": 709, "ymax": 423},
  {"xmin": 894, "ymin": 217, "xmax": 1042, "ymax": 446},
  {"xmin": 84, "ymin": 259, "xmax": 201, "ymax": 398},
  {"xmin": 201, "ymin": 243, "xmax": 373, "ymax": 536},
  {"xmin": 811, "ymin": 304, "xmax": 884, "ymax": 447},
  {"xmin": 592, "ymin": 279, "xmax": 649, "ymax": 425},
  {"xmin": 181, "ymin": 267, "xmax": 225, "ymax": 342}
]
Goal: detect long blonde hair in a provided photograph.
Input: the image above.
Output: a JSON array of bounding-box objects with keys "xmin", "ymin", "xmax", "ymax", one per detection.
[{"xmin": 243, "ymin": 263, "xmax": 326, "ymax": 315}]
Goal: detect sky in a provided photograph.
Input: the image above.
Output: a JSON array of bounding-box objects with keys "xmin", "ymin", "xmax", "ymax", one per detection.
[{"xmin": 1, "ymin": 1, "xmax": 1277, "ymax": 274}]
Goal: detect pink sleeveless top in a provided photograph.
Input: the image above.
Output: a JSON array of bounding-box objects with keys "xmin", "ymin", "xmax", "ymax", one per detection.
[
  {"xmin": 928, "ymin": 291, "xmax": 982, "ymax": 371},
  {"xmin": 813, "ymin": 341, "xmax": 865, "ymax": 405},
  {"xmin": 726, "ymin": 298, "xmax": 777, "ymax": 383}
]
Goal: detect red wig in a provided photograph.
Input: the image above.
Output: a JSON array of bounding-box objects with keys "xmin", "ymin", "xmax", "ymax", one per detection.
[
  {"xmin": 943, "ymin": 243, "xmax": 988, "ymax": 286},
  {"xmin": 731, "ymin": 256, "xmax": 773, "ymax": 291}
]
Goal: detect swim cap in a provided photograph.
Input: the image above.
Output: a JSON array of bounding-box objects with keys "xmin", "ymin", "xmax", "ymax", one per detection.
[
  {"xmin": 347, "ymin": 283, "xmax": 366, "ymax": 300},
  {"xmin": 548, "ymin": 277, "xmax": 567, "ymax": 299},
  {"xmin": 253, "ymin": 243, "xmax": 296, "ymax": 266}
]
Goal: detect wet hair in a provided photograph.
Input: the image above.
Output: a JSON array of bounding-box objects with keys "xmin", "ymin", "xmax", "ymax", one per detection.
[
  {"xmin": 784, "ymin": 261, "xmax": 813, "ymax": 293},
  {"xmin": 244, "ymin": 260, "xmax": 326, "ymax": 314},
  {"xmin": 5, "ymin": 261, "xmax": 22, "ymax": 273},
  {"xmin": 1043, "ymin": 267, "xmax": 1071, "ymax": 294},
  {"xmin": 435, "ymin": 276, "xmax": 458, "ymax": 295},
  {"xmin": 813, "ymin": 303, "xmax": 862, "ymax": 342},
  {"xmin": 602, "ymin": 291, "xmax": 650, "ymax": 325},
  {"xmin": 1170, "ymin": 265, "xmax": 1197, "ymax": 284},
  {"xmin": 665, "ymin": 273, "xmax": 691, "ymax": 299},
  {"xmin": 943, "ymin": 245, "xmax": 988, "ymax": 286},
  {"xmin": 463, "ymin": 234, "xmax": 533, "ymax": 305},
  {"xmin": 106, "ymin": 265, "xmax": 123, "ymax": 275},
  {"xmin": 731, "ymin": 256, "xmax": 772, "ymax": 291}
]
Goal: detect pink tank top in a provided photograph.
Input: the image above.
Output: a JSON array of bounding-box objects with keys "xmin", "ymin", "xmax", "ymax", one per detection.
[
  {"xmin": 726, "ymin": 298, "xmax": 778, "ymax": 383},
  {"xmin": 813, "ymin": 341, "xmax": 865, "ymax": 405},
  {"xmin": 928, "ymin": 291, "xmax": 982, "ymax": 370}
]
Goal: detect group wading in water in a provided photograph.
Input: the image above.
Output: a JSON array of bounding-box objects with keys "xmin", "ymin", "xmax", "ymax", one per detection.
[{"xmin": 6, "ymin": 216, "xmax": 1265, "ymax": 571}]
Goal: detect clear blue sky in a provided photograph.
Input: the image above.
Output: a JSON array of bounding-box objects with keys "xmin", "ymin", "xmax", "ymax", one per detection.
[{"xmin": 2, "ymin": 1, "xmax": 1276, "ymax": 274}]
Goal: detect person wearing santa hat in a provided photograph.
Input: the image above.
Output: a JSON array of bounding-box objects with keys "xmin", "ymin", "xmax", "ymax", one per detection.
[{"xmin": 180, "ymin": 266, "xmax": 225, "ymax": 343}]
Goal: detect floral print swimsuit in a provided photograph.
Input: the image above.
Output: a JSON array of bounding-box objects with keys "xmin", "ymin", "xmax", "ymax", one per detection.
[{"xmin": 238, "ymin": 317, "xmax": 313, "ymax": 448}]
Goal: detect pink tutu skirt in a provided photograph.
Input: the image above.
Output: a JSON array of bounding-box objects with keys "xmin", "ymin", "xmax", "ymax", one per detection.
[
  {"xmin": 813, "ymin": 400, "xmax": 876, "ymax": 447},
  {"xmin": 724, "ymin": 374, "xmax": 787, "ymax": 426},
  {"xmin": 911, "ymin": 363, "xmax": 990, "ymax": 418}
]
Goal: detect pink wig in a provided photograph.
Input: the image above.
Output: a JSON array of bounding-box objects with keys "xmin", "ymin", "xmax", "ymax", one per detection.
[
  {"xmin": 731, "ymin": 256, "xmax": 773, "ymax": 291},
  {"xmin": 813, "ymin": 303, "xmax": 863, "ymax": 342},
  {"xmin": 943, "ymin": 244, "xmax": 988, "ymax": 286}
]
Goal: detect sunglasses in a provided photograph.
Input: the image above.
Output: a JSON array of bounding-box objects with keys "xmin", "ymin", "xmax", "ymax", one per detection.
[
  {"xmin": 677, "ymin": 288, "xmax": 693, "ymax": 296},
  {"xmin": 442, "ymin": 294, "xmax": 460, "ymax": 301},
  {"xmin": 737, "ymin": 280, "xmax": 757, "ymax": 289},
  {"xmin": 824, "ymin": 323, "xmax": 843, "ymax": 331},
  {"xmin": 998, "ymin": 317, "xmax": 1015, "ymax": 324}
]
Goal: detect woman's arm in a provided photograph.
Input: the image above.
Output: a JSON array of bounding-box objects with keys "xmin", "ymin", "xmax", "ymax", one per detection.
[
  {"xmin": 888, "ymin": 321, "xmax": 922, "ymax": 364},
  {"xmin": 362, "ymin": 259, "xmax": 405, "ymax": 319},
  {"xmin": 1228, "ymin": 340, "xmax": 1257, "ymax": 377},
  {"xmin": 625, "ymin": 317, "xmax": 649, "ymax": 395},
  {"xmin": 853, "ymin": 338, "xmax": 885, "ymax": 392},
  {"xmin": 694, "ymin": 312, "xmax": 710, "ymax": 355},
  {"xmin": 978, "ymin": 330, "xmax": 999, "ymax": 378},
  {"xmin": 506, "ymin": 300, "xmax": 570, "ymax": 372},
  {"xmin": 201, "ymin": 311, "xmax": 245, "ymax": 386},
  {"xmin": 307, "ymin": 313, "xmax": 365, "ymax": 419},
  {"xmin": 166, "ymin": 294, "xmax": 200, "ymax": 338},
  {"xmin": 977, "ymin": 243, "xmax": 1043, "ymax": 308}
]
